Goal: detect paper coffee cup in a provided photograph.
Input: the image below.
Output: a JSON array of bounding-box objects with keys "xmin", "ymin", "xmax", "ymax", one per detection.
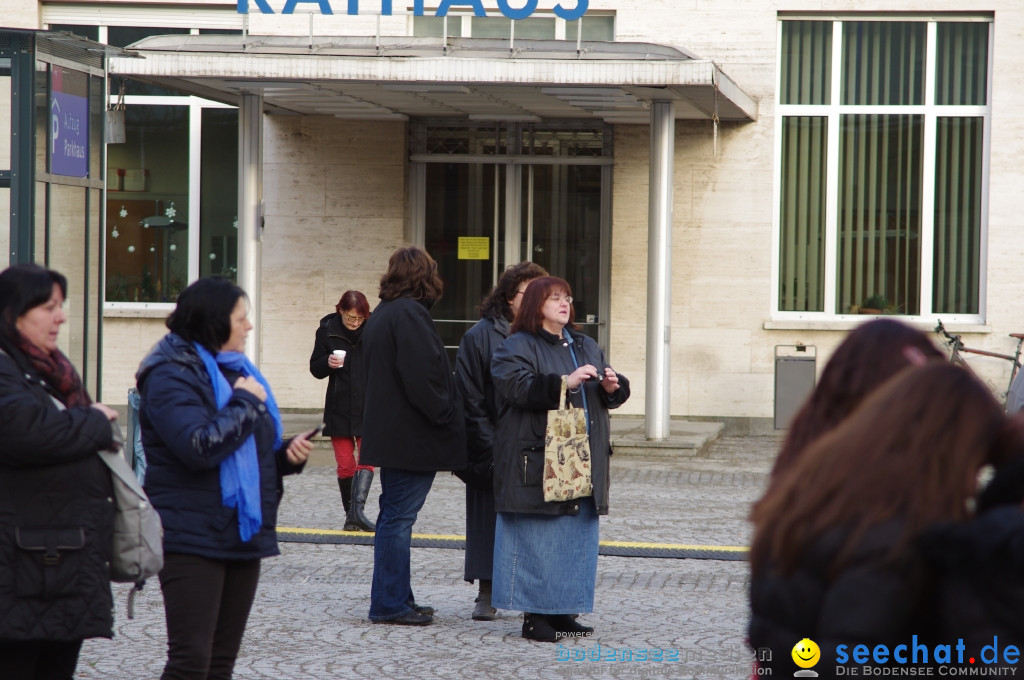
[{"xmin": 333, "ymin": 349, "xmax": 346, "ymax": 360}]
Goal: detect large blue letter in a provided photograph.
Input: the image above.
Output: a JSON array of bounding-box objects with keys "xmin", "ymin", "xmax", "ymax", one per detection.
[
  {"xmin": 238, "ymin": 0, "xmax": 275, "ymax": 14},
  {"xmin": 282, "ymin": 0, "xmax": 335, "ymax": 14},
  {"xmin": 497, "ymin": 0, "xmax": 537, "ymax": 20},
  {"xmin": 436, "ymin": 0, "xmax": 486, "ymax": 17},
  {"xmin": 553, "ymin": 0, "xmax": 587, "ymax": 21},
  {"xmin": 413, "ymin": 0, "xmax": 425, "ymax": 15}
]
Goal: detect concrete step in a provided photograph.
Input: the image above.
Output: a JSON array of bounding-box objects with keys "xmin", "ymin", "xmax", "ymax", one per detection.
[
  {"xmin": 609, "ymin": 417, "xmax": 724, "ymax": 458},
  {"xmin": 281, "ymin": 412, "xmax": 724, "ymax": 463}
]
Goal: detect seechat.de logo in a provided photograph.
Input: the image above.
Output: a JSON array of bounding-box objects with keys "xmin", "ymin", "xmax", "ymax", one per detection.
[{"xmin": 792, "ymin": 638, "xmax": 821, "ymax": 678}]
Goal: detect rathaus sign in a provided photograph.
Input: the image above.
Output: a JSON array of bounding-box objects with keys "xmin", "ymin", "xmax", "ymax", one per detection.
[{"xmin": 238, "ymin": 0, "xmax": 588, "ymax": 20}]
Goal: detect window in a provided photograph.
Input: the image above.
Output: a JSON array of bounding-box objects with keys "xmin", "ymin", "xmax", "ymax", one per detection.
[
  {"xmin": 775, "ymin": 18, "xmax": 990, "ymax": 318},
  {"xmin": 105, "ymin": 87, "xmax": 237, "ymax": 304}
]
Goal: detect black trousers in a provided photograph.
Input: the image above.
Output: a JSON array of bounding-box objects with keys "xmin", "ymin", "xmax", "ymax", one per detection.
[
  {"xmin": 0, "ymin": 639, "xmax": 83, "ymax": 680},
  {"xmin": 159, "ymin": 552, "xmax": 261, "ymax": 680}
]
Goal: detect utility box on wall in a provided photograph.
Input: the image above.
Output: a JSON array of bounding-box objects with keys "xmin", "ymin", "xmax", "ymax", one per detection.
[{"xmin": 774, "ymin": 345, "xmax": 816, "ymax": 430}]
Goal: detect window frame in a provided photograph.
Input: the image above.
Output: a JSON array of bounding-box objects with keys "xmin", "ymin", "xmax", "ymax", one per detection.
[{"xmin": 770, "ymin": 16, "xmax": 993, "ymax": 324}]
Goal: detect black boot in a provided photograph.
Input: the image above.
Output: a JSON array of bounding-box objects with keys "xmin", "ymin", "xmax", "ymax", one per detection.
[
  {"xmin": 522, "ymin": 613, "xmax": 558, "ymax": 642},
  {"xmin": 344, "ymin": 469, "xmax": 376, "ymax": 532},
  {"xmin": 337, "ymin": 476, "xmax": 352, "ymax": 514},
  {"xmin": 547, "ymin": 614, "xmax": 594, "ymax": 635},
  {"xmin": 471, "ymin": 579, "xmax": 496, "ymax": 621}
]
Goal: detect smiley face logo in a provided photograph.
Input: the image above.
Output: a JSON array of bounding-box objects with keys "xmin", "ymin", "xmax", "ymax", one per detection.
[{"xmin": 792, "ymin": 638, "xmax": 820, "ymax": 669}]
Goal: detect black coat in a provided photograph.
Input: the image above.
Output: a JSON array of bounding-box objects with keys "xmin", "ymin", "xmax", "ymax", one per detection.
[
  {"xmin": 748, "ymin": 521, "xmax": 937, "ymax": 675},
  {"xmin": 453, "ymin": 314, "xmax": 509, "ymax": 488},
  {"xmin": 923, "ymin": 506, "xmax": 1024, "ymax": 659},
  {"xmin": 359, "ymin": 297, "xmax": 466, "ymax": 471},
  {"xmin": 309, "ymin": 313, "xmax": 366, "ymax": 437},
  {"xmin": 489, "ymin": 327, "xmax": 629, "ymax": 516},
  {"xmin": 136, "ymin": 333, "xmax": 304, "ymax": 560},
  {"xmin": 0, "ymin": 341, "xmax": 116, "ymax": 642}
]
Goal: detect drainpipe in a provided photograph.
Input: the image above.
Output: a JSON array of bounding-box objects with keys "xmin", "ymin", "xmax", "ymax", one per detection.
[
  {"xmin": 237, "ymin": 93, "xmax": 263, "ymax": 365},
  {"xmin": 645, "ymin": 100, "xmax": 674, "ymax": 440}
]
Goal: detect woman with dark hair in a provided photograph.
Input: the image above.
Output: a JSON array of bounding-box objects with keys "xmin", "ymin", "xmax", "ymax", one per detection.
[
  {"xmin": 455, "ymin": 261, "xmax": 548, "ymax": 621},
  {"xmin": 489, "ymin": 276, "xmax": 630, "ymax": 642},
  {"xmin": 0, "ymin": 263, "xmax": 119, "ymax": 680},
  {"xmin": 748, "ymin": 363, "xmax": 1011, "ymax": 675},
  {"xmin": 360, "ymin": 246, "xmax": 466, "ymax": 626},
  {"xmin": 135, "ymin": 276, "xmax": 315, "ymax": 679},
  {"xmin": 771, "ymin": 318, "xmax": 943, "ymax": 478},
  {"xmin": 310, "ymin": 289, "xmax": 375, "ymax": 532}
]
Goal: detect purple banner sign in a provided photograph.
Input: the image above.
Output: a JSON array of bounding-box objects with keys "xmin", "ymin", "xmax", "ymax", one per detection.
[{"xmin": 50, "ymin": 66, "xmax": 89, "ymax": 178}]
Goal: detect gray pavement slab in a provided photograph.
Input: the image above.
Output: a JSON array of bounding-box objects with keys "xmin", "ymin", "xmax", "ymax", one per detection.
[{"xmin": 77, "ymin": 435, "xmax": 781, "ymax": 679}]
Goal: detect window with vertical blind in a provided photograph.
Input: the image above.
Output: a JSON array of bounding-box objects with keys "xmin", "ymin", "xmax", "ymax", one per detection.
[{"xmin": 775, "ymin": 18, "xmax": 990, "ymax": 318}]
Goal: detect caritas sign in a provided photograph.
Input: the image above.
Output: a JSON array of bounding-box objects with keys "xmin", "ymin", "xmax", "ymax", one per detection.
[
  {"xmin": 238, "ymin": 0, "xmax": 588, "ymax": 20},
  {"xmin": 50, "ymin": 66, "xmax": 89, "ymax": 178}
]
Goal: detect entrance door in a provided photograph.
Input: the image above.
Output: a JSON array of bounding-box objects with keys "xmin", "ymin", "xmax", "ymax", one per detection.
[{"xmin": 414, "ymin": 122, "xmax": 612, "ymax": 362}]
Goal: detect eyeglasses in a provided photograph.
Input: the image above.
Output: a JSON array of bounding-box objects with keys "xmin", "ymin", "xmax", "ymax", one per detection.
[
  {"xmin": 547, "ymin": 294, "xmax": 573, "ymax": 304},
  {"xmin": 343, "ymin": 313, "xmax": 366, "ymax": 324},
  {"xmin": 514, "ymin": 290, "xmax": 526, "ymax": 297}
]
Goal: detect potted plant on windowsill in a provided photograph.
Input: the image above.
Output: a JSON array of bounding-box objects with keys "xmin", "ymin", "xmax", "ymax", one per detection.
[{"xmin": 858, "ymin": 294, "xmax": 888, "ymax": 315}]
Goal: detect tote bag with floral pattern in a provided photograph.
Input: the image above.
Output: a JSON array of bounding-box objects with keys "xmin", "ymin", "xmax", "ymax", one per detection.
[{"xmin": 543, "ymin": 377, "xmax": 593, "ymax": 502}]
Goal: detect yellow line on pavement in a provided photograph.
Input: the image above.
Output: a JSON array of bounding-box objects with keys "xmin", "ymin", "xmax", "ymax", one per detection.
[{"xmin": 276, "ymin": 527, "xmax": 749, "ymax": 553}]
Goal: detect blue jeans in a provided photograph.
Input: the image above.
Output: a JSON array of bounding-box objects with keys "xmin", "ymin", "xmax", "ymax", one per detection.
[{"xmin": 368, "ymin": 468, "xmax": 436, "ymax": 621}]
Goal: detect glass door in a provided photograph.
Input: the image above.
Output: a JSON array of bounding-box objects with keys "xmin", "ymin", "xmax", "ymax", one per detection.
[
  {"xmin": 414, "ymin": 121, "xmax": 611, "ymax": 362},
  {"xmin": 425, "ymin": 161, "xmax": 506, "ymax": 357}
]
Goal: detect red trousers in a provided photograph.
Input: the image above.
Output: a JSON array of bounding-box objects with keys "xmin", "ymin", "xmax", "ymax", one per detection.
[{"xmin": 331, "ymin": 436, "xmax": 374, "ymax": 478}]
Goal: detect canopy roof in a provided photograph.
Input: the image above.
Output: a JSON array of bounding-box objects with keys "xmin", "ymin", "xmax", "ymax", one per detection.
[{"xmin": 110, "ymin": 34, "xmax": 758, "ymax": 124}]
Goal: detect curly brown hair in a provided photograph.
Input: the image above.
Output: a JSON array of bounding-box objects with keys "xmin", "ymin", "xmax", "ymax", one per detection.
[
  {"xmin": 378, "ymin": 246, "xmax": 444, "ymax": 303},
  {"xmin": 478, "ymin": 262, "xmax": 548, "ymax": 322}
]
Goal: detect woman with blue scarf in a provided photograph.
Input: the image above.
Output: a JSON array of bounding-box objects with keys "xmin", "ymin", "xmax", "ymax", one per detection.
[{"xmin": 136, "ymin": 277, "xmax": 313, "ymax": 680}]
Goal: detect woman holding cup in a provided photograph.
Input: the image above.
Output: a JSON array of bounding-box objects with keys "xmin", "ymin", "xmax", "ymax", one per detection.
[{"xmin": 310, "ymin": 290, "xmax": 376, "ymax": 531}]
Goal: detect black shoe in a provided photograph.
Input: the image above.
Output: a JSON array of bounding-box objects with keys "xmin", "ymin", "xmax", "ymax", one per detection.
[
  {"xmin": 522, "ymin": 613, "xmax": 558, "ymax": 642},
  {"xmin": 409, "ymin": 603, "xmax": 434, "ymax": 617},
  {"xmin": 547, "ymin": 614, "xmax": 594, "ymax": 635},
  {"xmin": 379, "ymin": 610, "xmax": 433, "ymax": 626}
]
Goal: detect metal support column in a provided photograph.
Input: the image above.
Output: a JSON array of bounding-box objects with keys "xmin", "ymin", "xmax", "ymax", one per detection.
[
  {"xmin": 9, "ymin": 42, "xmax": 35, "ymax": 264},
  {"xmin": 238, "ymin": 93, "xmax": 263, "ymax": 364},
  {"xmin": 645, "ymin": 101, "xmax": 674, "ymax": 440}
]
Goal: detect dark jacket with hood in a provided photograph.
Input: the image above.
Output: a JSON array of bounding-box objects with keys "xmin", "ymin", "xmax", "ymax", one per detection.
[
  {"xmin": 0, "ymin": 338, "xmax": 116, "ymax": 641},
  {"xmin": 359, "ymin": 296, "xmax": 466, "ymax": 471},
  {"xmin": 453, "ymin": 314, "xmax": 509, "ymax": 488},
  {"xmin": 489, "ymin": 327, "xmax": 629, "ymax": 516},
  {"xmin": 309, "ymin": 312, "xmax": 366, "ymax": 437},
  {"xmin": 136, "ymin": 333, "xmax": 304, "ymax": 560}
]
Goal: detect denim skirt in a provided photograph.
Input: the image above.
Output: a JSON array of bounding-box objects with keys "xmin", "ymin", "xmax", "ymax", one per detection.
[{"xmin": 491, "ymin": 497, "xmax": 598, "ymax": 614}]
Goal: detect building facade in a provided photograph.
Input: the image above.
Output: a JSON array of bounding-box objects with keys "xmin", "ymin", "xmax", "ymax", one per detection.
[{"xmin": 5, "ymin": 0, "xmax": 1023, "ymax": 431}]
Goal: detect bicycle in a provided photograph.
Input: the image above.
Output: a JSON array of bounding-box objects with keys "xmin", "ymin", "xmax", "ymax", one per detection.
[{"xmin": 935, "ymin": 320, "xmax": 1024, "ymax": 406}]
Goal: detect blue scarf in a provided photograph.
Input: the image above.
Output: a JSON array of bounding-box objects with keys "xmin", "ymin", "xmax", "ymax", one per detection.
[{"xmin": 193, "ymin": 341, "xmax": 283, "ymax": 542}]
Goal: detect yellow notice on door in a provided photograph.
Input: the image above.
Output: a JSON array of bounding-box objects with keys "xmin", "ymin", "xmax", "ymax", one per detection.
[{"xmin": 458, "ymin": 236, "xmax": 490, "ymax": 260}]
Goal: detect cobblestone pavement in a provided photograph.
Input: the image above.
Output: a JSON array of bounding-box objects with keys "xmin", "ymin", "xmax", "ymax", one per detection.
[{"xmin": 77, "ymin": 435, "xmax": 781, "ymax": 679}]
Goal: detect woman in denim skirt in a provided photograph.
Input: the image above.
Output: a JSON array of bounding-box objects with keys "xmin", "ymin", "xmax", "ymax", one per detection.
[{"xmin": 489, "ymin": 276, "xmax": 630, "ymax": 642}]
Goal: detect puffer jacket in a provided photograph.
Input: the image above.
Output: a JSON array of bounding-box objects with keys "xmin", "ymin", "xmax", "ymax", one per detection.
[
  {"xmin": 309, "ymin": 312, "xmax": 366, "ymax": 437},
  {"xmin": 136, "ymin": 333, "xmax": 303, "ymax": 560},
  {"xmin": 0, "ymin": 339, "xmax": 115, "ymax": 641},
  {"xmin": 489, "ymin": 327, "xmax": 629, "ymax": 516}
]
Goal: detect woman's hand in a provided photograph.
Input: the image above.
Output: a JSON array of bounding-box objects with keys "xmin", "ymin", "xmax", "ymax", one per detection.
[
  {"xmin": 234, "ymin": 376, "xmax": 267, "ymax": 402},
  {"xmin": 600, "ymin": 367, "xmax": 620, "ymax": 394},
  {"xmin": 285, "ymin": 432, "xmax": 315, "ymax": 465},
  {"xmin": 91, "ymin": 402, "xmax": 119, "ymax": 421},
  {"xmin": 566, "ymin": 365, "xmax": 601, "ymax": 389},
  {"xmin": 327, "ymin": 354, "xmax": 345, "ymax": 369}
]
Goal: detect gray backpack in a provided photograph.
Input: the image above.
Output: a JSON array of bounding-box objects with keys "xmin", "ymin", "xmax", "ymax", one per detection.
[{"xmin": 102, "ymin": 426, "xmax": 164, "ymax": 618}]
